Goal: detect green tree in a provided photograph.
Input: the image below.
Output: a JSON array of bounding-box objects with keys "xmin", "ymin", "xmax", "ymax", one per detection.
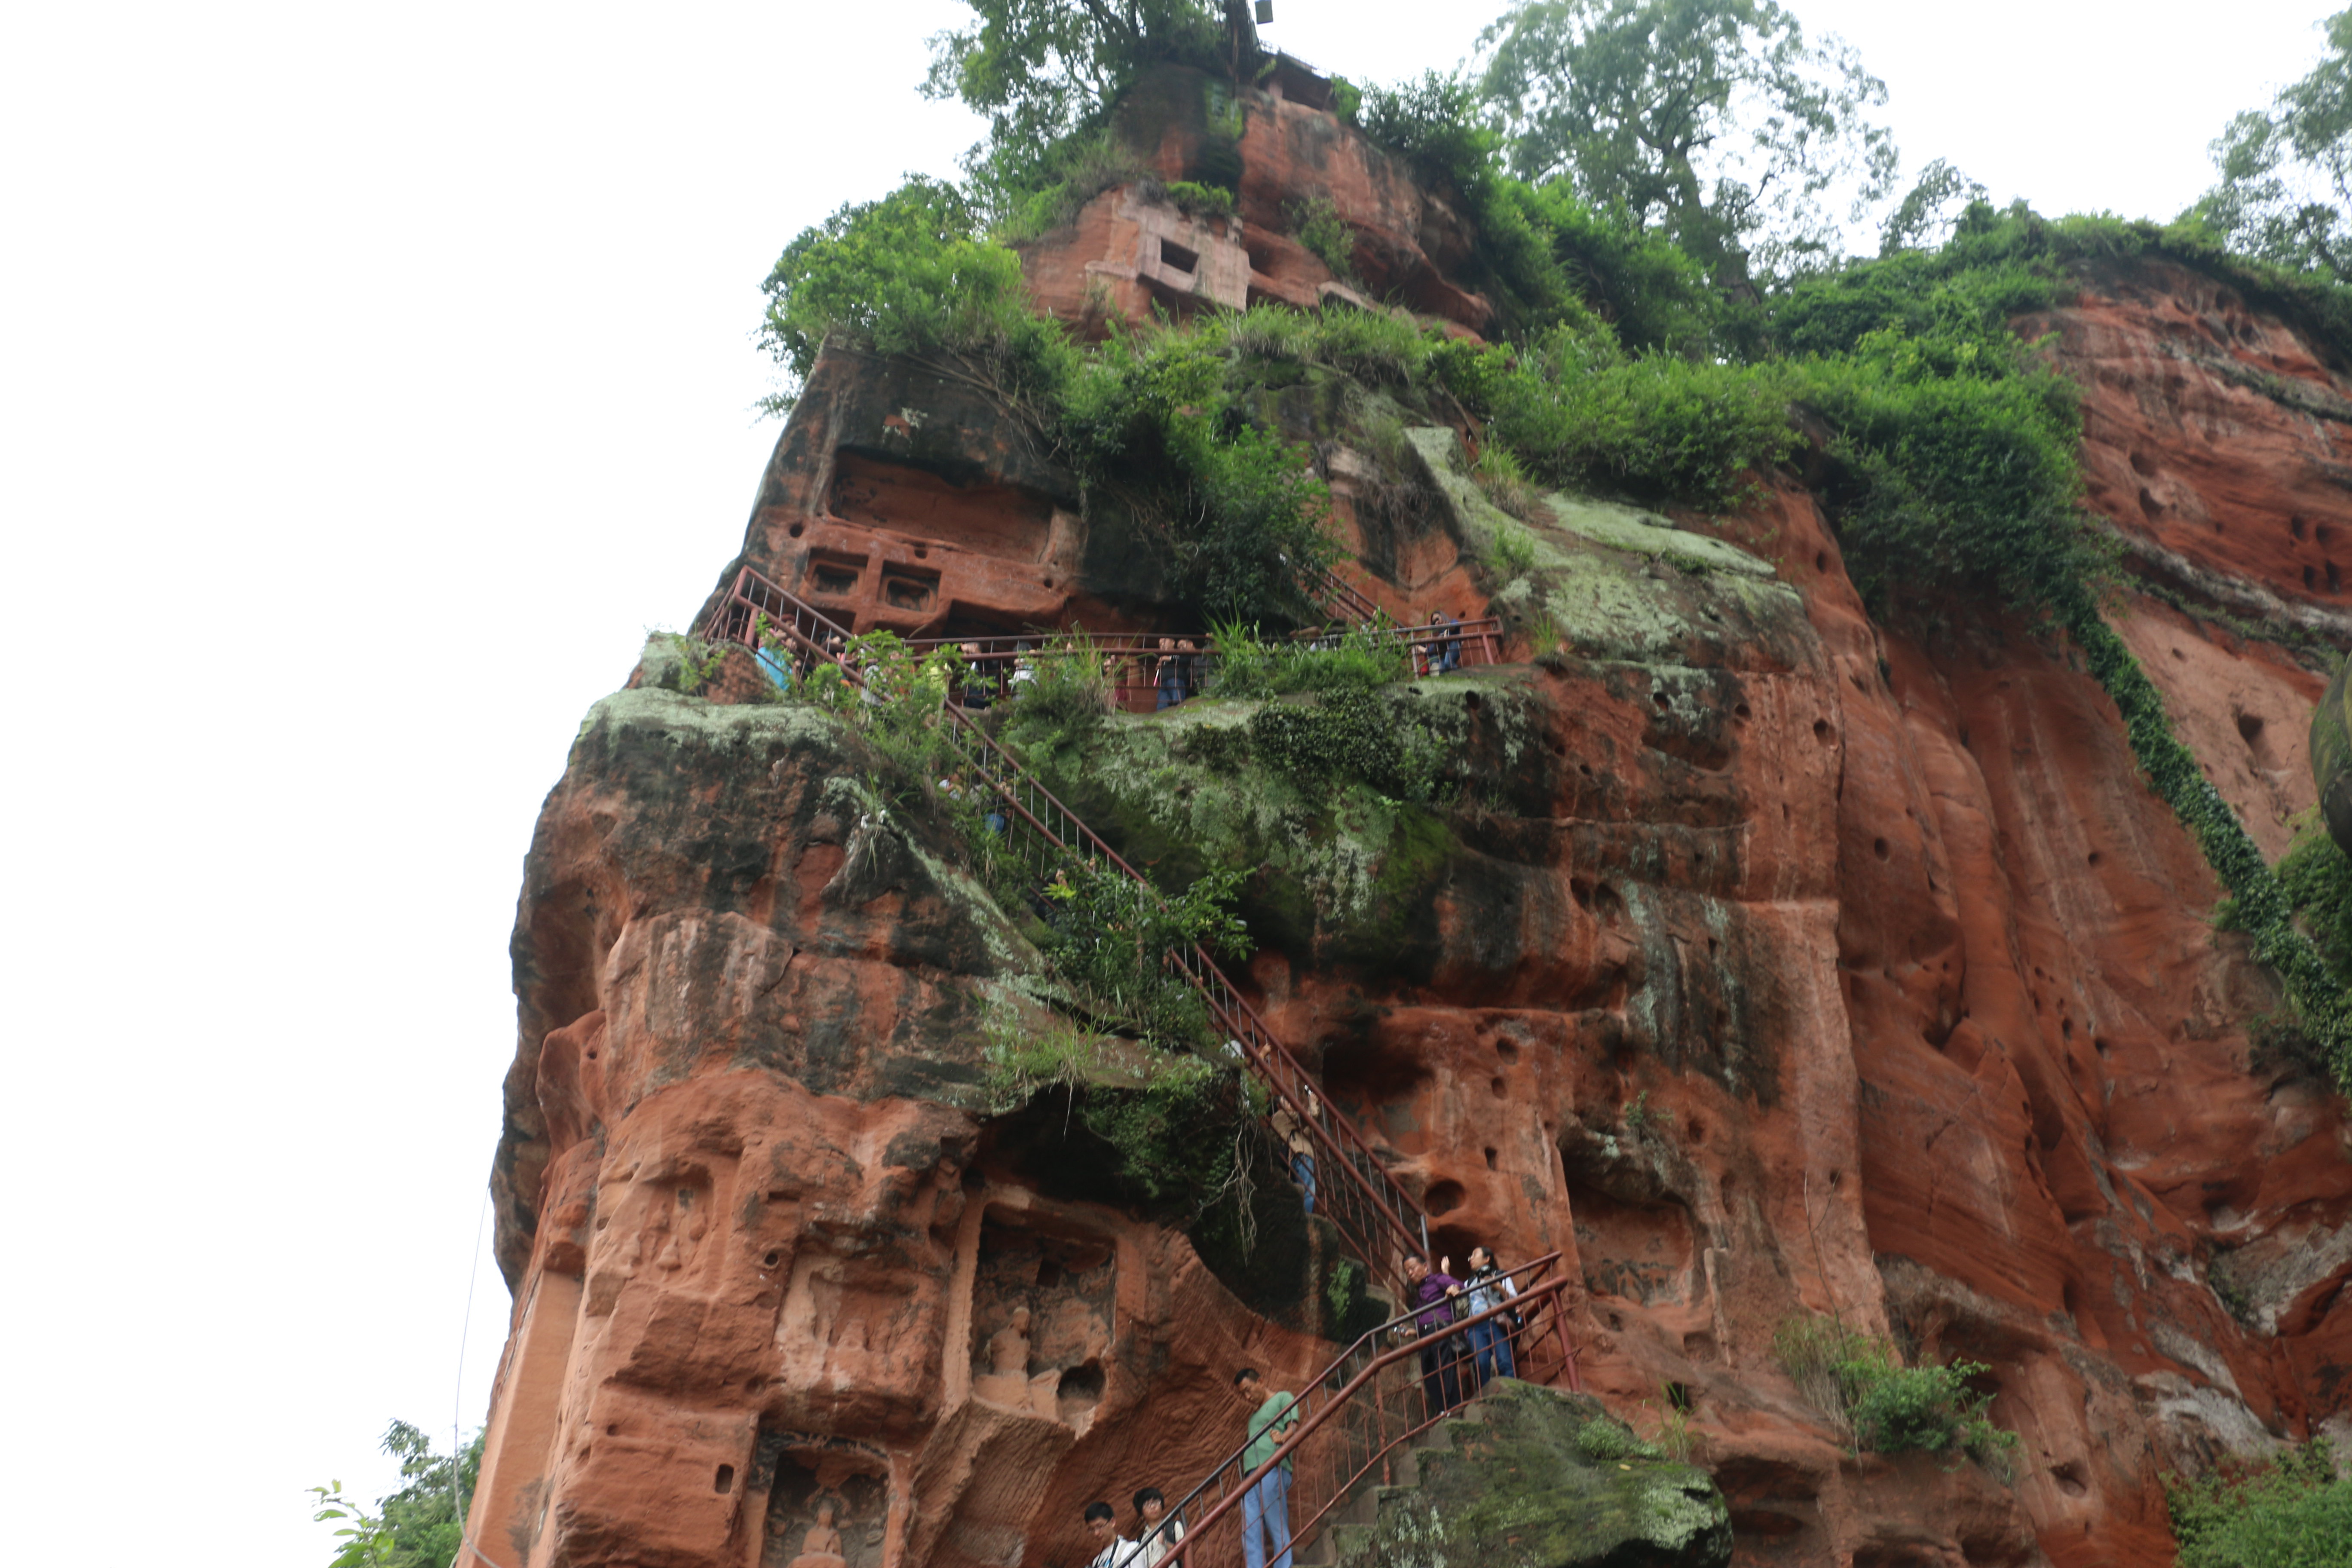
[
  {"xmin": 922, "ymin": 0, "xmax": 1232, "ymax": 193},
  {"xmin": 2190, "ymin": 8, "xmax": 2352, "ymax": 281},
  {"xmin": 310, "ymin": 1421, "xmax": 483, "ymax": 1568},
  {"xmin": 1477, "ymin": 0, "xmax": 1898, "ymax": 280},
  {"xmin": 755, "ymin": 177, "xmax": 1063, "ymax": 411}
]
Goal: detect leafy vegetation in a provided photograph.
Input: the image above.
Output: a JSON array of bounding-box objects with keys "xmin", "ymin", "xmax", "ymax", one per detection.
[
  {"xmin": 1770, "ymin": 1317, "xmax": 2017, "ymax": 1476},
  {"xmin": 2072, "ymin": 602, "xmax": 2352, "ymax": 1087},
  {"xmin": 2191, "ymin": 7, "xmax": 2352, "ymax": 284},
  {"xmin": 2167, "ymin": 1440, "xmax": 2352, "ymax": 1568},
  {"xmin": 2272, "ymin": 826, "xmax": 2352, "ymax": 983},
  {"xmin": 1479, "ymin": 0, "xmax": 1899, "ymax": 280},
  {"xmin": 310, "ymin": 1423, "xmax": 482, "ymax": 1568},
  {"xmin": 922, "ymin": 0, "xmax": 1226, "ymax": 204},
  {"xmin": 1034, "ymin": 859, "xmax": 1251, "ymax": 1046},
  {"xmin": 766, "ymin": 0, "xmax": 2352, "ymax": 1100}
]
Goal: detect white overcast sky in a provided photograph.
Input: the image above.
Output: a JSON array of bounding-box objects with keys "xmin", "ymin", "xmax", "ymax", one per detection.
[{"xmin": 0, "ymin": 1, "xmax": 2334, "ymax": 1562}]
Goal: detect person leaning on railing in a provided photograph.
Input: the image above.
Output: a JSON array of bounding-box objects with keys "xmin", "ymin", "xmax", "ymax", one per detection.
[{"xmin": 1402, "ymin": 1253, "xmax": 1467, "ymax": 1418}]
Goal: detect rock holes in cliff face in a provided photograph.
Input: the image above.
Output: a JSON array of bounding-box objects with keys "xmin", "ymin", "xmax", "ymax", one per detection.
[
  {"xmin": 2128, "ymin": 449, "xmax": 2158, "ymax": 478},
  {"xmin": 762, "ymin": 1248, "xmax": 784, "ymax": 1269},
  {"xmin": 2137, "ymin": 487, "xmax": 2161, "ymax": 519},
  {"xmin": 2049, "ymin": 1460, "xmax": 2089, "ymax": 1498},
  {"xmin": 2306, "ymin": 564, "xmax": 2320, "ymax": 591},
  {"xmin": 2330, "ymin": 561, "xmax": 2343, "ymax": 595},
  {"xmin": 788, "ymin": 521, "xmax": 805, "ymax": 539},
  {"xmin": 2171, "ymin": 646, "xmax": 2187, "ymax": 661},
  {"xmin": 1489, "ymin": 1075, "xmax": 1508, "ymax": 1099},
  {"xmin": 1733, "ymin": 701, "xmax": 1752, "ymax": 720},
  {"xmin": 1812, "ymin": 719, "xmax": 1831, "ymax": 745},
  {"xmin": 1056, "ymin": 1361, "xmax": 1106, "ymax": 1423},
  {"xmin": 714, "ymin": 1464, "xmax": 735, "ymax": 1494},
  {"xmin": 2087, "ymin": 850, "xmax": 2102, "ymax": 867},
  {"xmin": 1483, "ymin": 1147, "xmax": 1498, "ymax": 1170},
  {"xmin": 1494, "ymin": 1038, "xmax": 1519, "ymax": 1064},
  {"xmin": 1464, "ymin": 691, "xmax": 1482, "ymax": 711},
  {"xmin": 2292, "ymin": 514, "xmax": 2309, "ymax": 540},
  {"xmin": 1814, "ymin": 551, "xmax": 1828, "ymax": 573},
  {"xmin": 1871, "ymin": 837, "xmax": 1890, "ymax": 861},
  {"xmin": 1426, "ymin": 1180, "xmax": 1468, "ymax": 1216}
]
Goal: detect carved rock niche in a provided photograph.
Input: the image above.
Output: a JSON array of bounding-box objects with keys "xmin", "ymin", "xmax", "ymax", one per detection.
[
  {"xmin": 968, "ymin": 1212, "xmax": 1115, "ymax": 1432},
  {"xmin": 753, "ymin": 1432, "xmax": 889, "ymax": 1568}
]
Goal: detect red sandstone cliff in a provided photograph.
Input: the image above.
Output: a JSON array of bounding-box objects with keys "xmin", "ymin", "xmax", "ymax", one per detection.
[{"xmin": 469, "ymin": 64, "xmax": 2352, "ymax": 1568}]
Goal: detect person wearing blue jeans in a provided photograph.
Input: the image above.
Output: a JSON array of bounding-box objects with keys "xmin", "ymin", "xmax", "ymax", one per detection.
[
  {"xmin": 1273, "ymin": 1095, "xmax": 1318, "ymax": 1215},
  {"xmin": 1459, "ymin": 1244, "xmax": 1519, "ymax": 1384},
  {"xmin": 1234, "ymin": 1366, "xmax": 1296, "ymax": 1568}
]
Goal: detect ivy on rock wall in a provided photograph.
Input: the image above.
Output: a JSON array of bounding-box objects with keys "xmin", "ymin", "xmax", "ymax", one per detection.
[{"xmin": 2068, "ymin": 599, "xmax": 2352, "ymax": 1086}]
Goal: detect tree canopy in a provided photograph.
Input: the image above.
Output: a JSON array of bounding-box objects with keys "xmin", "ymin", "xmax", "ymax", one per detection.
[
  {"xmin": 310, "ymin": 1421, "xmax": 482, "ymax": 1568},
  {"xmin": 923, "ymin": 0, "xmax": 1233, "ymax": 190},
  {"xmin": 1477, "ymin": 0, "xmax": 1898, "ymax": 279},
  {"xmin": 2192, "ymin": 6, "xmax": 2352, "ymax": 282}
]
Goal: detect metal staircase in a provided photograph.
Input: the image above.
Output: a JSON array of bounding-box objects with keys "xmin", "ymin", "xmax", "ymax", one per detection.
[
  {"xmin": 703, "ymin": 567, "xmax": 1433, "ymax": 1295},
  {"xmin": 702, "ymin": 566, "xmax": 1587, "ymax": 1568}
]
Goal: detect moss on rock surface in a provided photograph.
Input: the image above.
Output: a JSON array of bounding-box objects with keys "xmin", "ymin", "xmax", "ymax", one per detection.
[{"xmin": 1356, "ymin": 1381, "xmax": 1730, "ymax": 1568}]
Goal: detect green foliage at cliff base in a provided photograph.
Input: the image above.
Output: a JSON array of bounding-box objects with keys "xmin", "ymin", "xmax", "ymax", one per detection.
[{"xmin": 2167, "ymin": 1441, "xmax": 2352, "ymax": 1568}]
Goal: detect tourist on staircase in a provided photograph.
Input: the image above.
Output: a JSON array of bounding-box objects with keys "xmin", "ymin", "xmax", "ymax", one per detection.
[
  {"xmin": 1234, "ymin": 1366, "xmax": 1298, "ymax": 1568},
  {"xmin": 1133, "ymin": 1487, "xmax": 1183, "ymax": 1567},
  {"xmin": 1404, "ymin": 1253, "xmax": 1468, "ymax": 1418},
  {"xmin": 1270, "ymin": 1090, "xmax": 1318, "ymax": 1215},
  {"xmin": 1083, "ymin": 1501, "xmax": 1143, "ymax": 1567},
  {"xmin": 1459, "ymin": 1244, "xmax": 1520, "ymax": 1384}
]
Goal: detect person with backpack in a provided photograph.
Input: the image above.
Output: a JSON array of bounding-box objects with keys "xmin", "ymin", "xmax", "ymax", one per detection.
[
  {"xmin": 1458, "ymin": 1244, "xmax": 1519, "ymax": 1383},
  {"xmin": 1132, "ymin": 1487, "xmax": 1184, "ymax": 1567}
]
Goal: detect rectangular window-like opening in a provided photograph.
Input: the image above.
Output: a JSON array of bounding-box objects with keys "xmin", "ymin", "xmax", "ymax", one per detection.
[
  {"xmin": 881, "ymin": 568, "xmax": 940, "ymax": 612},
  {"xmin": 1159, "ymin": 238, "xmax": 1200, "ymax": 274},
  {"xmin": 805, "ymin": 551, "xmax": 867, "ymax": 598}
]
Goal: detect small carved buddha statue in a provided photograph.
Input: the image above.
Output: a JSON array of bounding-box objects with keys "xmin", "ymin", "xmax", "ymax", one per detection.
[{"xmin": 784, "ymin": 1498, "xmax": 847, "ymax": 1568}]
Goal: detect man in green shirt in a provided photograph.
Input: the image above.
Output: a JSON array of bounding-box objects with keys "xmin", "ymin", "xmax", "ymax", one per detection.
[{"xmin": 1234, "ymin": 1366, "xmax": 1297, "ymax": 1568}]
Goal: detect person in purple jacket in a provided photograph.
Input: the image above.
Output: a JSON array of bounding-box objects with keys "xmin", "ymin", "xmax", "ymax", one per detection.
[{"xmin": 1403, "ymin": 1252, "xmax": 1467, "ymax": 1418}]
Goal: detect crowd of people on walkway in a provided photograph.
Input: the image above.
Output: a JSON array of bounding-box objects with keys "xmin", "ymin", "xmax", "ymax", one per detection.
[{"xmin": 745, "ymin": 612, "xmax": 1476, "ymax": 709}]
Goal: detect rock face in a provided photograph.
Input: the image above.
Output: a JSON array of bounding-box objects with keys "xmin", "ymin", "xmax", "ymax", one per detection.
[
  {"xmin": 1353, "ymin": 1382, "xmax": 1731, "ymax": 1568},
  {"xmin": 472, "ymin": 60, "xmax": 2352, "ymax": 1568}
]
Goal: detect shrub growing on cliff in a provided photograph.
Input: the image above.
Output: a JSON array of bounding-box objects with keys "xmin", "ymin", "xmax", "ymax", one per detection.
[
  {"xmin": 1034, "ymin": 860, "xmax": 1251, "ymax": 1049},
  {"xmin": 757, "ymin": 177, "xmax": 1070, "ymax": 412},
  {"xmin": 2167, "ymin": 1440, "xmax": 2352, "ymax": 1568},
  {"xmin": 1059, "ymin": 317, "xmax": 1343, "ymax": 625},
  {"xmin": 1770, "ymin": 1316, "xmax": 2017, "ymax": 1476}
]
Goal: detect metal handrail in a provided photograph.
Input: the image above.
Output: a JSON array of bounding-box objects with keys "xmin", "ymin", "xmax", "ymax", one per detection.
[
  {"xmin": 698, "ymin": 567, "xmax": 1434, "ymax": 1285},
  {"xmin": 1122, "ymin": 1254, "xmax": 1581, "ymax": 1568}
]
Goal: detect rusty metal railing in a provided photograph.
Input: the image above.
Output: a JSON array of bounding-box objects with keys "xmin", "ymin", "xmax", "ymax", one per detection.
[
  {"xmin": 700, "ymin": 566, "xmax": 1435, "ymax": 1291},
  {"xmin": 1098, "ymin": 1255, "xmax": 1581, "ymax": 1568}
]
